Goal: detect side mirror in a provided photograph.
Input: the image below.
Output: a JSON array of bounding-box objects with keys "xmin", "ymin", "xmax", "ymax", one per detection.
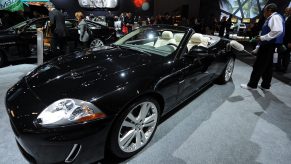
[{"xmin": 186, "ymin": 45, "xmax": 208, "ymax": 57}]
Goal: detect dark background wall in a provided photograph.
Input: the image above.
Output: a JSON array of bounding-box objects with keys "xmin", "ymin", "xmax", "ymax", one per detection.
[
  {"xmin": 154, "ymin": 0, "xmax": 201, "ymax": 18},
  {"xmin": 199, "ymin": 0, "xmax": 220, "ymax": 20},
  {"xmin": 268, "ymin": 0, "xmax": 290, "ymax": 14}
]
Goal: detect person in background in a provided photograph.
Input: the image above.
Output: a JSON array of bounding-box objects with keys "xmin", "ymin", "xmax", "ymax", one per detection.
[
  {"xmin": 241, "ymin": 3, "xmax": 285, "ymax": 91},
  {"xmin": 181, "ymin": 17, "xmax": 189, "ymax": 26},
  {"xmin": 106, "ymin": 11, "xmax": 115, "ymax": 28},
  {"xmin": 164, "ymin": 13, "xmax": 173, "ymax": 25},
  {"xmin": 276, "ymin": 7, "xmax": 291, "ymax": 73},
  {"xmin": 45, "ymin": 2, "xmax": 67, "ymax": 57},
  {"xmin": 225, "ymin": 16, "xmax": 232, "ymax": 38},
  {"xmin": 125, "ymin": 12, "xmax": 134, "ymax": 32},
  {"xmin": 219, "ymin": 16, "xmax": 227, "ymax": 37},
  {"xmin": 155, "ymin": 14, "xmax": 163, "ymax": 25},
  {"xmin": 75, "ymin": 11, "xmax": 90, "ymax": 48}
]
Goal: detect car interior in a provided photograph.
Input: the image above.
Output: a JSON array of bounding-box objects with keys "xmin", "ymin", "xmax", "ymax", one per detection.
[
  {"xmin": 143, "ymin": 31, "xmax": 220, "ymax": 50},
  {"xmin": 115, "ymin": 28, "xmax": 221, "ymax": 57}
]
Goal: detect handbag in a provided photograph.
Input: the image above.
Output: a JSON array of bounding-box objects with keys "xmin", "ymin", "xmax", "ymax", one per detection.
[{"xmin": 122, "ymin": 25, "xmax": 128, "ymax": 34}]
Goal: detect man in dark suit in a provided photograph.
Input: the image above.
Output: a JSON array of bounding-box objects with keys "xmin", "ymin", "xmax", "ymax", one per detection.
[
  {"xmin": 45, "ymin": 2, "xmax": 66, "ymax": 57},
  {"xmin": 277, "ymin": 7, "xmax": 291, "ymax": 72}
]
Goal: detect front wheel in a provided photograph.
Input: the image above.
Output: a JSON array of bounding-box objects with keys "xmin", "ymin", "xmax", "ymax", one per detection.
[
  {"xmin": 109, "ymin": 98, "xmax": 160, "ymax": 158},
  {"xmin": 216, "ymin": 57, "xmax": 235, "ymax": 84}
]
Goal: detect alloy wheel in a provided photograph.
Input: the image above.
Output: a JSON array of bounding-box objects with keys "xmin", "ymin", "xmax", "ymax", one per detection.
[
  {"xmin": 90, "ymin": 39, "xmax": 104, "ymax": 48},
  {"xmin": 224, "ymin": 58, "xmax": 234, "ymax": 82},
  {"xmin": 118, "ymin": 102, "xmax": 158, "ymax": 153}
]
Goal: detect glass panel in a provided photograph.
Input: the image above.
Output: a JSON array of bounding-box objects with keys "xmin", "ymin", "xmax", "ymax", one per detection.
[{"xmin": 220, "ymin": 0, "xmax": 267, "ymax": 18}]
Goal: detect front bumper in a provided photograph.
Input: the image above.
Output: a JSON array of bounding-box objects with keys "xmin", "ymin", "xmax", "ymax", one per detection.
[
  {"xmin": 6, "ymin": 78, "xmax": 114, "ymax": 163},
  {"xmin": 13, "ymin": 121, "xmax": 112, "ymax": 164}
]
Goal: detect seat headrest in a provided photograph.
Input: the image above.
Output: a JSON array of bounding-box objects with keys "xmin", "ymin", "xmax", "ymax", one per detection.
[
  {"xmin": 191, "ymin": 33, "xmax": 203, "ymax": 43},
  {"xmin": 161, "ymin": 31, "xmax": 174, "ymax": 40},
  {"xmin": 199, "ymin": 36, "xmax": 210, "ymax": 47},
  {"xmin": 174, "ymin": 33, "xmax": 184, "ymax": 43}
]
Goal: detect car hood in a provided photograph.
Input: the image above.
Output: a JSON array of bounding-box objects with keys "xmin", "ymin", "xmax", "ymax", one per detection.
[
  {"xmin": 0, "ymin": 30, "xmax": 16, "ymax": 39},
  {"xmin": 25, "ymin": 46, "xmax": 162, "ymax": 103}
]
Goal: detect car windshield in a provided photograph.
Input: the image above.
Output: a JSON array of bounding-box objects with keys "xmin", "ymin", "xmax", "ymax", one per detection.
[
  {"xmin": 7, "ymin": 20, "xmax": 29, "ymax": 31},
  {"xmin": 114, "ymin": 27, "xmax": 187, "ymax": 57}
]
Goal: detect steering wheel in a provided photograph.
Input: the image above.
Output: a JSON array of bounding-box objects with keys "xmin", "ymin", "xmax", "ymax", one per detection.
[{"xmin": 167, "ymin": 43, "xmax": 178, "ymax": 48}]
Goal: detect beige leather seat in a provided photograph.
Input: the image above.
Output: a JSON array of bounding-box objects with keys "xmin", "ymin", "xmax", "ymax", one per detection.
[
  {"xmin": 187, "ymin": 33, "xmax": 209, "ymax": 50},
  {"xmin": 174, "ymin": 33, "xmax": 185, "ymax": 45},
  {"xmin": 199, "ymin": 36, "xmax": 210, "ymax": 47},
  {"xmin": 154, "ymin": 31, "xmax": 177, "ymax": 48}
]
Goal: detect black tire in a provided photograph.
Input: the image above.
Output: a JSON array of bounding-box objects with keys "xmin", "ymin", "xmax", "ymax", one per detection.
[
  {"xmin": 109, "ymin": 97, "xmax": 160, "ymax": 159},
  {"xmin": 0, "ymin": 51, "xmax": 7, "ymax": 68},
  {"xmin": 216, "ymin": 57, "xmax": 235, "ymax": 84}
]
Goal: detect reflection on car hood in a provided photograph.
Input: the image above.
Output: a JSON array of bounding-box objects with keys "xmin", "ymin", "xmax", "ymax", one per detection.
[
  {"xmin": 0, "ymin": 30, "xmax": 16, "ymax": 39},
  {"xmin": 25, "ymin": 46, "xmax": 161, "ymax": 103}
]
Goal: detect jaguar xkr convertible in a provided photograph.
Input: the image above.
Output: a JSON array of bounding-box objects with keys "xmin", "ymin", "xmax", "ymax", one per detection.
[{"xmin": 6, "ymin": 25, "xmax": 235, "ymax": 163}]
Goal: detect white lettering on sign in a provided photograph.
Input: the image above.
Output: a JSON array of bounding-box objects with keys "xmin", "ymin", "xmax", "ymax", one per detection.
[{"xmin": 0, "ymin": 0, "xmax": 18, "ymax": 10}]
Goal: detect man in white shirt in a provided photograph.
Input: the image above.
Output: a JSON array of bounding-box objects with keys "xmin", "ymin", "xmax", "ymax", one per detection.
[{"xmin": 241, "ymin": 3, "xmax": 285, "ymax": 91}]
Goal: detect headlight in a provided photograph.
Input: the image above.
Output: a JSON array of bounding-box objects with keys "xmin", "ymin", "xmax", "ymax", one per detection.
[{"xmin": 36, "ymin": 98, "xmax": 106, "ymax": 127}]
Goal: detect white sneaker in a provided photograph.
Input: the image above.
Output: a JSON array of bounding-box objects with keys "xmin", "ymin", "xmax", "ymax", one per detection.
[
  {"xmin": 240, "ymin": 84, "xmax": 257, "ymax": 90},
  {"xmin": 258, "ymin": 84, "xmax": 270, "ymax": 92}
]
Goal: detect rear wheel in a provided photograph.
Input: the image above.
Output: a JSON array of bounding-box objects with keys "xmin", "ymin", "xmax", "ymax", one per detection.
[
  {"xmin": 216, "ymin": 57, "xmax": 235, "ymax": 84},
  {"xmin": 90, "ymin": 38, "xmax": 104, "ymax": 48},
  {"xmin": 109, "ymin": 98, "xmax": 160, "ymax": 158}
]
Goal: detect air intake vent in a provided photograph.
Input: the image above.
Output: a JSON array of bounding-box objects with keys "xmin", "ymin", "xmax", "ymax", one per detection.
[{"xmin": 65, "ymin": 144, "xmax": 82, "ymax": 163}]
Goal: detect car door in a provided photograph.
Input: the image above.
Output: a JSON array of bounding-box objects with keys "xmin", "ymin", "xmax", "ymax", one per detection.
[
  {"xmin": 177, "ymin": 47, "xmax": 215, "ymax": 102},
  {"xmin": 154, "ymin": 59, "xmax": 185, "ymax": 113},
  {"xmin": 88, "ymin": 22, "xmax": 108, "ymax": 40},
  {"xmin": 18, "ymin": 19, "xmax": 46, "ymax": 56}
]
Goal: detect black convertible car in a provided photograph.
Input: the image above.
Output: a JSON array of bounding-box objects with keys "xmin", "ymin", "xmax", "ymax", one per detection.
[
  {"xmin": 6, "ymin": 25, "xmax": 235, "ymax": 163},
  {"xmin": 0, "ymin": 17, "xmax": 117, "ymax": 67}
]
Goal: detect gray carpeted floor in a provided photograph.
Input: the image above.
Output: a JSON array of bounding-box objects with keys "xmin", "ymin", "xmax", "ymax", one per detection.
[{"xmin": 0, "ymin": 60, "xmax": 291, "ymax": 164}]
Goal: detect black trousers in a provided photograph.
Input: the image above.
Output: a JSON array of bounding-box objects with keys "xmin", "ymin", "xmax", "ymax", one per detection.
[
  {"xmin": 248, "ymin": 44, "xmax": 276, "ymax": 89},
  {"xmin": 277, "ymin": 49, "xmax": 290, "ymax": 71},
  {"xmin": 51, "ymin": 34, "xmax": 67, "ymax": 57}
]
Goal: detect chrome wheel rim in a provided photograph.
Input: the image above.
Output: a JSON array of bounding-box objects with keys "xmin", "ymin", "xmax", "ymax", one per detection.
[
  {"xmin": 225, "ymin": 58, "xmax": 234, "ymax": 82},
  {"xmin": 118, "ymin": 102, "xmax": 158, "ymax": 153},
  {"xmin": 90, "ymin": 39, "xmax": 104, "ymax": 48}
]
